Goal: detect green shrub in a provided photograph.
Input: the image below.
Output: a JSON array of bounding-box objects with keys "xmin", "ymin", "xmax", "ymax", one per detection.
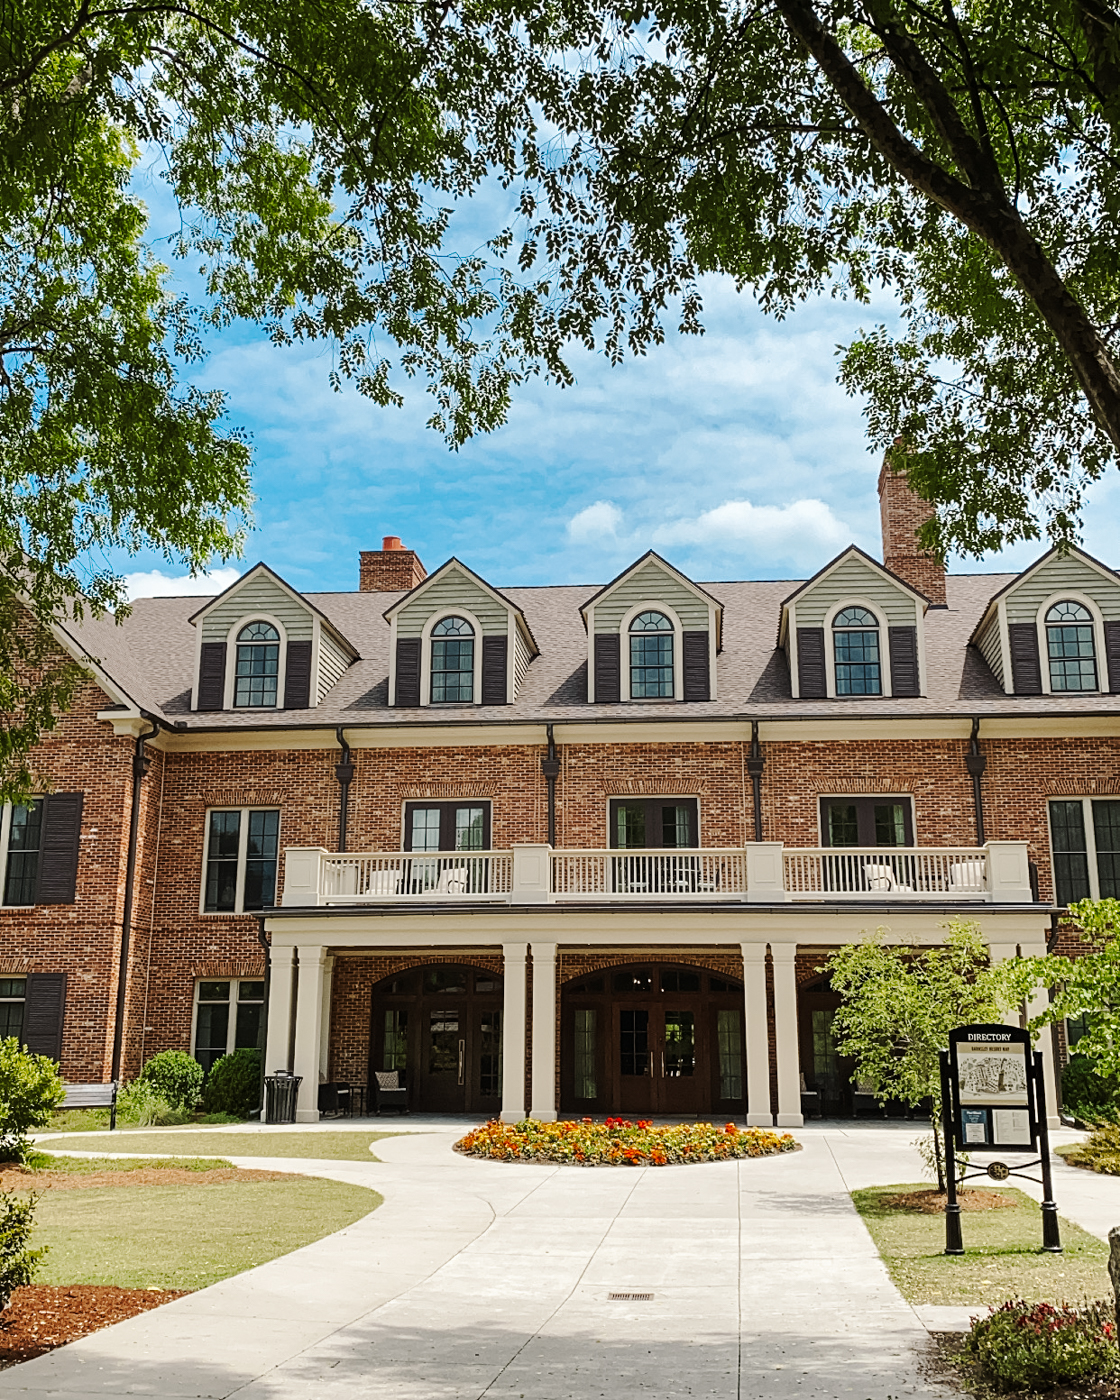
[
  {"xmin": 136, "ymin": 1051, "xmax": 203, "ymax": 1111},
  {"xmin": 1062, "ymin": 1054, "xmax": 1120, "ymax": 1123},
  {"xmin": 1061, "ymin": 1120, "xmax": 1120, "ymax": 1174},
  {"xmin": 0, "ymin": 1038, "xmax": 65, "ymax": 1162},
  {"xmin": 964, "ymin": 1299, "xmax": 1119, "ymax": 1390},
  {"xmin": 115, "ymin": 1080, "xmax": 191, "ymax": 1128},
  {"xmin": 0, "ymin": 1192, "xmax": 45, "ymax": 1309},
  {"xmin": 202, "ymin": 1049, "xmax": 261, "ymax": 1118}
]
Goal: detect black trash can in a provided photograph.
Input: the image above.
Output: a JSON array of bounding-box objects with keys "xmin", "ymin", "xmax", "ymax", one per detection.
[{"xmin": 263, "ymin": 1071, "xmax": 302, "ymax": 1124}]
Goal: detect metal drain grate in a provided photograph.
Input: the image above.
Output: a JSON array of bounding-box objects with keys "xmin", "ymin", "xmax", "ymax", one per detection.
[{"xmin": 608, "ymin": 1292, "xmax": 654, "ymax": 1301}]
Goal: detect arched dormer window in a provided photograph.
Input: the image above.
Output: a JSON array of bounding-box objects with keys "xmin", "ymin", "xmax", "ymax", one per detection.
[
  {"xmin": 1046, "ymin": 600, "xmax": 1098, "ymax": 691},
  {"xmin": 234, "ymin": 622, "xmax": 280, "ymax": 707},
  {"xmin": 431, "ymin": 616, "xmax": 474, "ymax": 703},
  {"xmin": 832, "ymin": 607, "xmax": 882, "ymax": 696},
  {"xmin": 629, "ymin": 610, "xmax": 674, "ymax": 698}
]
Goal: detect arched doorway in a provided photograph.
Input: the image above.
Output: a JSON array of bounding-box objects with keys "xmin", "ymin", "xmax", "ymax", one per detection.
[
  {"xmin": 797, "ymin": 973, "xmax": 853, "ymax": 1118},
  {"xmin": 368, "ymin": 964, "xmax": 503, "ymax": 1114},
  {"xmin": 560, "ymin": 962, "xmax": 747, "ymax": 1117}
]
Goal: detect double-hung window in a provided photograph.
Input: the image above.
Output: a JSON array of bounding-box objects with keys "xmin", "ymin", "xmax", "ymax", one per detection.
[
  {"xmin": 0, "ymin": 978, "xmax": 26, "ymax": 1039},
  {"xmin": 234, "ymin": 622, "xmax": 280, "ymax": 707},
  {"xmin": 1045, "ymin": 602, "xmax": 1098, "ymax": 692},
  {"xmin": 1049, "ymin": 798, "xmax": 1120, "ymax": 903},
  {"xmin": 193, "ymin": 979, "xmax": 265, "ymax": 1073},
  {"xmin": 832, "ymin": 608, "xmax": 882, "ymax": 696},
  {"xmin": 202, "ymin": 808, "xmax": 280, "ymax": 912},
  {"xmin": 430, "ymin": 617, "xmax": 474, "ymax": 703},
  {"xmin": 629, "ymin": 612, "xmax": 674, "ymax": 698},
  {"xmin": 2, "ymin": 801, "xmax": 43, "ymax": 906}
]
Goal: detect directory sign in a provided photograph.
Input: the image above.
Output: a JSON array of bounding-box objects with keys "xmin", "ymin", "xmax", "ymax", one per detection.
[{"xmin": 948, "ymin": 1023, "xmax": 1036, "ymax": 1152}]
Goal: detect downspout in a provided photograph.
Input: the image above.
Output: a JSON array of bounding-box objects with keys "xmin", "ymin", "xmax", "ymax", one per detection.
[
  {"xmin": 255, "ymin": 916, "xmax": 270, "ymax": 1119},
  {"xmin": 541, "ymin": 724, "xmax": 560, "ymax": 847},
  {"xmin": 335, "ymin": 727, "xmax": 354, "ymax": 853},
  {"xmin": 747, "ymin": 720, "xmax": 765, "ymax": 843},
  {"xmin": 109, "ymin": 715, "xmax": 160, "ymax": 1128},
  {"xmin": 966, "ymin": 717, "xmax": 987, "ymax": 846}
]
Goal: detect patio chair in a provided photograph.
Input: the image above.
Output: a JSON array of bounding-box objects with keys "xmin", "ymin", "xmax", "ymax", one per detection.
[
  {"xmin": 862, "ymin": 862, "xmax": 913, "ymax": 894},
  {"xmin": 372, "ymin": 1070, "xmax": 409, "ymax": 1115},
  {"xmin": 949, "ymin": 859, "xmax": 986, "ymax": 892}
]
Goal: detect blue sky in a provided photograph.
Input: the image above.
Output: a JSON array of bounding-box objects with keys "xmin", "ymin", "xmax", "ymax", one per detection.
[{"xmin": 117, "ymin": 173, "xmax": 1120, "ymax": 601}]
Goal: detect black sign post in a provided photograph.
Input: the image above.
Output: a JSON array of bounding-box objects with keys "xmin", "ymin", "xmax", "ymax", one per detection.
[{"xmin": 940, "ymin": 1023, "xmax": 1061, "ymax": 1256}]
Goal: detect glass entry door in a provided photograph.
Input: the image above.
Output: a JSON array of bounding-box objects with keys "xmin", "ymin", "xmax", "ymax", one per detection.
[{"xmin": 614, "ymin": 1004, "xmax": 707, "ymax": 1115}]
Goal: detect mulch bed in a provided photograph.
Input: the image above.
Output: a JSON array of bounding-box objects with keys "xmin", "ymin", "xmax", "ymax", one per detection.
[
  {"xmin": 879, "ymin": 1188, "xmax": 1015, "ymax": 1213},
  {"xmin": 0, "ymin": 1286, "xmax": 187, "ymax": 1369},
  {"xmin": 0, "ymin": 1166, "xmax": 290, "ymax": 1191}
]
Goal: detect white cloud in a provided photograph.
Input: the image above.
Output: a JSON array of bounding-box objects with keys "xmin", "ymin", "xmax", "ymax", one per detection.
[
  {"xmin": 123, "ymin": 567, "xmax": 242, "ymax": 600},
  {"xmin": 653, "ymin": 498, "xmax": 852, "ymax": 559},
  {"xmin": 567, "ymin": 500, "xmax": 623, "ymax": 542}
]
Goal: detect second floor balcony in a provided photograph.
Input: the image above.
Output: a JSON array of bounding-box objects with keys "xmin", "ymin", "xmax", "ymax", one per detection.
[{"xmin": 280, "ymin": 840, "xmax": 1036, "ymax": 908}]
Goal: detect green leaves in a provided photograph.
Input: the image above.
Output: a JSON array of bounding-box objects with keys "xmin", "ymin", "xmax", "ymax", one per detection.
[{"xmin": 1022, "ymin": 899, "xmax": 1120, "ymax": 1081}]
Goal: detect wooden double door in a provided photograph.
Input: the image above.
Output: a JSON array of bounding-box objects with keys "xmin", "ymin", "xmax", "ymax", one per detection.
[
  {"xmin": 369, "ymin": 964, "xmax": 503, "ymax": 1114},
  {"xmin": 560, "ymin": 962, "xmax": 747, "ymax": 1117}
]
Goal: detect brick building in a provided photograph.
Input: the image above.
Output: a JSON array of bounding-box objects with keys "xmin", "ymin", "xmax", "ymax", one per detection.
[{"xmin": 3, "ymin": 466, "xmax": 1118, "ymax": 1127}]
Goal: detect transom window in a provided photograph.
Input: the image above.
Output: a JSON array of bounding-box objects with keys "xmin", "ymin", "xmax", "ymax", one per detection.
[
  {"xmin": 629, "ymin": 611, "xmax": 674, "ymax": 698},
  {"xmin": 203, "ymin": 808, "xmax": 280, "ymax": 913},
  {"xmin": 234, "ymin": 622, "xmax": 280, "ymax": 708},
  {"xmin": 431, "ymin": 616, "xmax": 474, "ymax": 703},
  {"xmin": 832, "ymin": 607, "xmax": 882, "ymax": 696},
  {"xmin": 193, "ymin": 978, "xmax": 265, "ymax": 1074},
  {"xmin": 2, "ymin": 801, "xmax": 43, "ymax": 906},
  {"xmin": 1049, "ymin": 798, "xmax": 1120, "ymax": 904},
  {"xmin": 1045, "ymin": 601, "xmax": 1097, "ymax": 692}
]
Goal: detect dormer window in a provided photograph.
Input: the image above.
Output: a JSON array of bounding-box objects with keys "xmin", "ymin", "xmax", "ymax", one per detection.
[
  {"xmin": 832, "ymin": 607, "xmax": 882, "ymax": 696},
  {"xmin": 234, "ymin": 622, "xmax": 280, "ymax": 707},
  {"xmin": 1046, "ymin": 601, "xmax": 1098, "ymax": 691},
  {"xmin": 431, "ymin": 616, "xmax": 474, "ymax": 703},
  {"xmin": 630, "ymin": 611, "xmax": 674, "ymax": 698}
]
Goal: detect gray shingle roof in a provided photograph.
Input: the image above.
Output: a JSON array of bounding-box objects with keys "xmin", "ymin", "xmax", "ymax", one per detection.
[{"xmin": 65, "ymin": 570, "xmax": 1120, "ymax": 729}]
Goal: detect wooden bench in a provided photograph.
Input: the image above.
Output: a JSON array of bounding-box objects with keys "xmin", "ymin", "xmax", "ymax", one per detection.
[{"xmin": 60, "ymin": 1083, "xmax": 119, "ymax": 1126}]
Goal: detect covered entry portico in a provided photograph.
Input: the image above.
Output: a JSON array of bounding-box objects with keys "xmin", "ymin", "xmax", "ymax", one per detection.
[{"xmin": 262, "ymin": 901, "xmax": 1059, "ymax": 1127}]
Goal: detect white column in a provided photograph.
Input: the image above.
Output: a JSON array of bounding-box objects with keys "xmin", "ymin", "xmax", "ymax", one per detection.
[
  {"xmin": 771, "ymin": 942, "xmax": 803, "ymax": 1128},
  {"xmin": 501, "ymin": 943, "xmax": 528, "ymax": 1122},
  {"xmin": 991, "ymin": 940, "xmax": 1060, "ymax": 1129},
  {"xmin": 741, "ymin": 943, "xmax": 772, "ymax": 1126},
  {"xmin": 529, "ymin": 941, "xmax": 558, "ymax": 1121},
  {"xmin": 264, "ymin": 945, "xmax": 295, "ymax": 1074},
  {"xmin": 318, "ymin": 955, "xmax": 335, "ymax": 1084},
  {"xmin": 293, "ymin": 945, "xmax": 327, "ymax": 1123}
]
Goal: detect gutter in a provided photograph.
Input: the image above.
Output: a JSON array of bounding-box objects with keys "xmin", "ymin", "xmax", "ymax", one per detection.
[
  {"xmin": 109, "ymin": 712, "xmax": 160, "ymax": 1128},
  {"xmin": 261, "ymin": 899, "xmax": 1055, "ymax": 920}
]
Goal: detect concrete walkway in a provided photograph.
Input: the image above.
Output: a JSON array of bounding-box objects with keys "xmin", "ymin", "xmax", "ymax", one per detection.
[{"xmin": 1, "ymin": 1121, "xmax": 1115, "ymax": 1400}]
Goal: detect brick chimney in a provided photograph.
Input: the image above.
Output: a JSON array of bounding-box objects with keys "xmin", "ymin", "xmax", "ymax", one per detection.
[
  {"xmin": 878, "ymin": 457, "xmax": 947, "ymax": 607},
  {"xmin": 359, "ymin": 536, "xmax": 427, "ymax": 592}
]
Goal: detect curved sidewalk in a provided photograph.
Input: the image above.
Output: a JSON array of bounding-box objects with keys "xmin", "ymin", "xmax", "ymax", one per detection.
[{"xmin": 3, "ymin": 1121, "xmax": 1096, "ymax": 1399}]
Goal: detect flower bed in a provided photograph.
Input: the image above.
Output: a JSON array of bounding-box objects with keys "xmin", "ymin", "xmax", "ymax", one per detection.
[
  {"xmin": 962, "ymin": 1299, "xmax": 1119, "ymax": 1391},
  {"xmin": 454, "ymin": 1118, "xmax": 800, "ymax": 1166}
]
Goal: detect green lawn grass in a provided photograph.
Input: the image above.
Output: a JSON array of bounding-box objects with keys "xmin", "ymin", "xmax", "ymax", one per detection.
[
  {"xmin": 38, "ymin": 1130, "xmax": 400, "ymax": 1161},
  {"xmin": 852, "ymin": 1184, "xmax": 1110, "ymax": 1307},
  {"xmin": 28, "ymin": 1153, "xmax": 236, "ymax": 1173},
  {"xmin": 20, "ymin": 1173, "xmax": 381, "ymax": 1289}
]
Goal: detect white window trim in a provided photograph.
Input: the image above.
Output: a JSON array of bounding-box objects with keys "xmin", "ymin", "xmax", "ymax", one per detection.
[
  {"xmin": 823, "ymin": 598, "xmax": 893, "ymax": 700},
  {"xmin": 223, "ymin": 614, "xmax": 289, "ymax": 711},
  {"xmin": 419, "ymin": 606, "xmax": 484, "ymax": 708},
  {"xmin": 1035, "ymin": 591, "xmax": 1106, "ymax": 697},
  {"xmin": 0, "ymin": 800, "xmax": 43, "ymax": 911},
  {"xmin": 199, "ymin": 806, "xmax": 281, "ymax": 915},
  {"xmin": 604, "ymin": 794, "xmax": 701, "ymax": 848},
  {"xmin": 1047, "ymin": 795, "xmax": 1111, "ymax": 901},
  {"xmin": 190, "ymin": 976, "xmax": 266, "ymax": 1063},
  {"xmin": 816, "ymin": 793, "xmax": 917, "ymax": 846},
  {"xmin": 619, "ymin": 600, "xmax": 684, "ymax": 702}
]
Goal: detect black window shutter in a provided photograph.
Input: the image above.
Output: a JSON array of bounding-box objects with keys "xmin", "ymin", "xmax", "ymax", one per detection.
[
  {"xmin": 395, "ymin": 637, "xmax": 421, "ymax": 706},
  {"xmin": 888, "ymin": 626, "xmax": 921, "ymax": 697},
  {"xmin": 482, "ymin": 635, "xmax": 508, "ymax": 705},
  {"xmin": 283, "ymin": 639, "xmax": 313, "ymax": 708},
  {"xmin": 682, "ymin": 631, "xmax": 710, "ymax": 701},
  {"xmin": 1008, "ymin": 622, "xmax": 1043, "ymax": 694},
  {"xmin": 594, "ymin": 633, "xmax": 621, "ymax": 703},
  {"xmin": 36, "ymin": 793, "xmax": 83, "ymax": 904},
  {"xmin": 197, "ymin": 641, "xmax": 227, "ymax": 710},
  {"xmin": 23, "ymin": 973, "xmax": 66, "ymax": 1061},
  {"xmin": 1105, "ymin": 621, "xmax": 1120, "ymax": 693},
  {"xmin": 796, "ymin": 628, "xmax": 827, "ymax": 698}
]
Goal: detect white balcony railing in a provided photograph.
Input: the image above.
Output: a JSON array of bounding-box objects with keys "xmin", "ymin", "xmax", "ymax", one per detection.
[
  {"xmin": 280, "ymin": 840, "xmax": 1034, "ymax": 907},
  {"xmin": 551, "ymin": 849, "xmax": 747, "ymax": 901}
]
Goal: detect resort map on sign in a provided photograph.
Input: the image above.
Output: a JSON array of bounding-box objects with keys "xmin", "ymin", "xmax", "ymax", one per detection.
[{"xmin": 956, "ymin": 1040, "xmax": 1030, "ymax": 1107}]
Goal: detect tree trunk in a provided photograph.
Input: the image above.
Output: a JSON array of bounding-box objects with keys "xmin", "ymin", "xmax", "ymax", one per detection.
[{"xmin": 932, "ymin": 1115, "xmax": 946, "ymax": 1193}]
